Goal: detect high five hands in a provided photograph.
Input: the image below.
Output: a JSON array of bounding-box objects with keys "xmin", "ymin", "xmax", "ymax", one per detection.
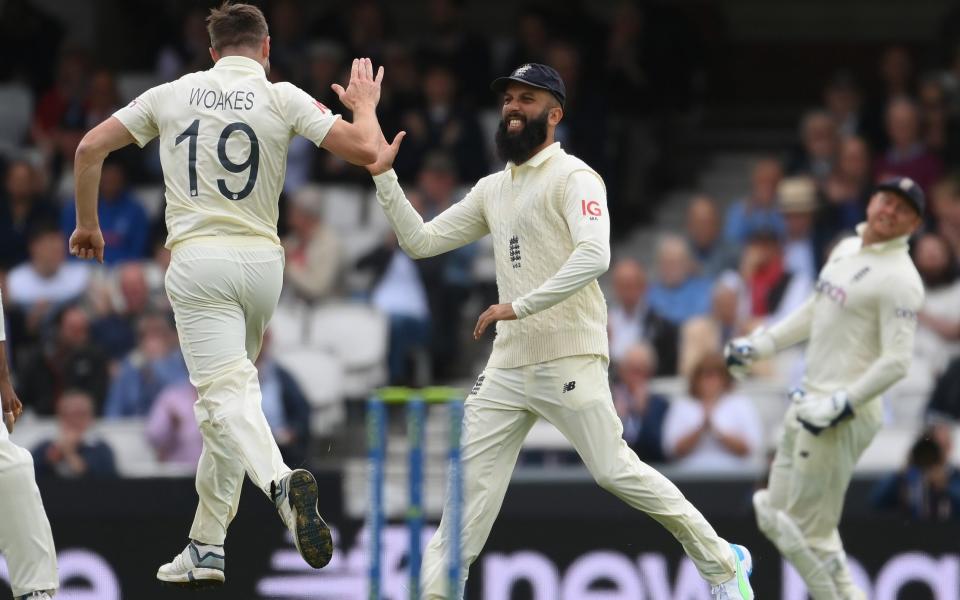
[{"xmin": 331, "ymin": 57, "xmax": 383, "ymax": 111}]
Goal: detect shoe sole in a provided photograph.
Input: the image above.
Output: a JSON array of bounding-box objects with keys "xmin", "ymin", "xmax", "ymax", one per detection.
[
  {"xmin": 157, "ymin": 567, "xmax": 225, "ymax": 589},
  {"xmin": 288, "ymin": 469, "xmax": 333, "ymax": 569}
]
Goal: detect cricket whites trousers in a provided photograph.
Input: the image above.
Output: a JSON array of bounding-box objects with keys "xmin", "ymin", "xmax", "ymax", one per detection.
[
  {"xmin": 754, "ymin": 401, "xmax": 882, "ymax": 600},
  {"xmin": 0, "ymin": 428, "xmax": 58, "ymax": 597},
  {"xmin": 166, "ymin": 238, "xmax": 292, "ymax": 545},
  {"xmin": 421, "ymin": 354, "xmax": 736, "ymax": 599}
]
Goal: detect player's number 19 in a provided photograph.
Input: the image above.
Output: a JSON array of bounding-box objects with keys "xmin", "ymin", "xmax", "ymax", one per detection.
[{"xmin": 175, "ymin": 119, "xmax": 260, "ymax": 201}]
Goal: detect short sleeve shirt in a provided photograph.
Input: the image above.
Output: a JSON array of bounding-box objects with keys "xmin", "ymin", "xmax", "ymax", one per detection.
[{"xmin": 113, "ymin": 56, "xmax": 340, "ymax": 247}]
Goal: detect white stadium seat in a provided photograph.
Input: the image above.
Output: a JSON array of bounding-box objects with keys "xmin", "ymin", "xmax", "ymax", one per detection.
[
  {"xmin": 308, "ymin": 302, "xmax": 387, "ymax": 370},
  {"xmin": 273, "ymin": 347, "xmax": 346, "ymax": 435}
]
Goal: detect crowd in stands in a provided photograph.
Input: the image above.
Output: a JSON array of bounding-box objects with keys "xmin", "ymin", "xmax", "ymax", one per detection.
[
  {"xmin": 598, "ymin": 44, "xmax": 960, "ymax": 504},
  {"xmin": 0, "ymin": 1, "xmax": 958, "ymax": 512}
]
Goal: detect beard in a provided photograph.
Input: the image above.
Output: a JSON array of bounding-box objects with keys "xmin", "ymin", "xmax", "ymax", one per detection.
[{"xmin": 495, "ymin": 108, "xmax": 549, "ymax": 165}]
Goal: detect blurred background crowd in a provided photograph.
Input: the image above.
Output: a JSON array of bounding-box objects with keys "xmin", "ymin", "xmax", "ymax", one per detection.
[{"xmin": 1, "ymin": 0, "xmax": 960, "ymax": 522}]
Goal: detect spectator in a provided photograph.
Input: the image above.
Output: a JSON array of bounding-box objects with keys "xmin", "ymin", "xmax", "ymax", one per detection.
[
  {"xmin": 155, "ymin": 8, "xmax": 212, "ymax": 80},
  {"xmin": 290, "ymin": 42, "xmax": 349, "ymax": 187},
  {"xmin": 662, "ymin": 353, "xmax": 763, "ymax": 471},
  {"xmin": 913, "ymin": 233, "xmax": 960, "ymax": 378},
  {"xmin": 17, "ymin": 304, "xmax": 108, "ymax": 416},
  {"xmin": 786, "ymin": 110, "xmax": 838, "ymax": 182},
  {"xmin": 0, "ymin": 160, "xmax": 58, "ymax": 269},
  {"xmin": 30, "ymin": 47, "xmax": 89, "ymax": 177},
  {"xmin": 679, "ymin": 277, "xmax": 746, "ymax": 377},
  {"xmin": 256, "ymin": 331, "xmax": 311, "ymax": 467},
  {"xmin": 872, "ymin": 425, "xmax": 960, "ymax": 520},
  {"xmin": 7, "ymin": 222, "xmax": 90, "ymax": 324},
  {"xmin": 647, "ymin": 235, "xmax": 712, "ymax": 326},
  {"xmin": 777, "ymin": 177, "xmax": 818, "ymax": 282},
  {"xmin": 282, "ymin": 185, "xmax": 342, "ymax": 305},
  {"xmin": 723, "ymin": 158, "xmax": 786, "ymax": 245},
  {"xmin": 822, "ymin": 71, "xmax": 864, "ymax": 138},
  {"xmin": 62, "ymin": 160, "xmax": 149, "ymax": 264},
  {"xmin": 684, "ymin": 194, "xmax": 738, "ymax": 278},
  {"xmin": 918, "ymin": 74, "xmax": 960, "ymax": 164},
  {"xmin": 345, "ymin": 0, "xmax": 389, "ymax": 64},
  {"xmin": 393, "ymin": 62, "xmax": 488, "ymax": 182},
  {"xmin": 266, "ymin": 0, "xmax": 309, "ymax": 85},
  {"xmin": 32, "ymin": 389, "xmax": 117, "ymax": 479},
  {"xmin": 419, "ymin": 0, "xmax": 492, "ymax": 107},
  {"xmin": 104, "ymin": 311, "xmax": 188, "ymax": 418},
  {"xmin": 862, "ymin": 45, "xmax": 916, "ymax": 149},
  {"xmin": 145, "ymin": 382, "xmax": 202, "ymax": 468},
  {"xmin": 83, "ymin": 69, "xmax": 121, "ymax": 131},
  {"xmin": 91, "ymin": 261, "xmax": 156, "ymax": 362},
  {"xmin": 607, "ymin": 257, "xmax": 678, "ymax": 375},
  {"xmin": 817, "ymin": 136, "xmax": 871, "ymax": 265},
  {"xmin": 739, "ymin": 230, "xmax": 811, "ymax": 321},
  {"xmin": 504, "ymin": 6, "xmax": 551, "ymax": 72},
  {"xmin": 613, "ymin": 343, "xmax": 670, "ymax": 463},
  {"xmin": 547, "ymin": 41, "xmax": 609, "ymax": 182},
  {"xmin": 408, "ymin": 154, "xmax": 477, "ymax": 380},
  {"xmin": 874, "ymin": 97, "xmax": 944, "ymax": 195},
  {"xmin": 933, "ymin": 175, "xmax": 960, "ymax": 260},
  {"xmin": 929, "ymin": 355, "xmax": 960, "ymax": 421},
  {"xmin": 356, "ymin": 233, "xmax": 431, "ymax": 385}
]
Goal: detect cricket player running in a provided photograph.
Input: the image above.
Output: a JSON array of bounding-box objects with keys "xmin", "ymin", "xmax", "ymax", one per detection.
[
  {"xmin": 0, "ymin": 290, "xmax": 57, "ymax": 599},
  {"xmin": 68, "ymin": 3, "xmax": 384, "ymax": 587},
  {"xmin": 367, "ymin": 63, "xmax": 754, "ymax": 599},
  {"xmin": 726, "ymin": 177, "xmax": 926, "ymax": 599}
]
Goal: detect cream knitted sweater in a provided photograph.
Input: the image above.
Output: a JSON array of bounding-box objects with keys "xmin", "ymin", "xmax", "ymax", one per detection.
[{"xmin": 372, "ymin": 142, "xmax": 611, "ymax": 367}]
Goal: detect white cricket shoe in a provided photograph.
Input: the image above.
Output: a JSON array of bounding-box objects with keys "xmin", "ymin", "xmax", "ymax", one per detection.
[
  {"xmin": 272, "ymin": 469, "xmax": 333, "ymax": 568},
  {"xmin": 17, "ymin": 592, "xmax": 54, "ymax": 600},
  {"xmin": 711, "ymin": 544, "xmax": 755, "ymax": 599},
  {"xmin": 156, "ymin": 540, "xmax": 225, "ymax": 588}
]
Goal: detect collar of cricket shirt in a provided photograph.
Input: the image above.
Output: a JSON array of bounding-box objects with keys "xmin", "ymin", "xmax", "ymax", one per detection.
[
  {"xmin": 507, "ymin": 141, "xmax": 562, "ymax": 173},
  {"xmin": 213, "ymin": 55, "xmax": 267, "ymax": 75},
  {"xmin": 855, "ymin": 222, "xmax": 911, "ymax": 253}
]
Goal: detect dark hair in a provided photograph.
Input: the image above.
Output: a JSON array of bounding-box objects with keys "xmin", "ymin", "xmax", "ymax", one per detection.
[
  {"xmin": 206, "ymin": 2, "xmax": 268, "ymax": 52},
  {"xmin": 688, "ymin": 353, "xmax": 733, "ymax": 398},
  {"xmin": 908, "ymin": 436, "xmax": 944, "ymax": 469},
  {"xmin": 26, "ymin": 220, "xmax": 61, "ymax": 244}
]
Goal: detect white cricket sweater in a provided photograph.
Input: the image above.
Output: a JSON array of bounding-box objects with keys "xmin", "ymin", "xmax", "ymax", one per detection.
[
  {"xmin": 372, "ymin": 142, "xmax": 611, "ymax": 367},
  {"xmin": 751, "ymin": 224, "xmax": 924, "ymax": 413}
]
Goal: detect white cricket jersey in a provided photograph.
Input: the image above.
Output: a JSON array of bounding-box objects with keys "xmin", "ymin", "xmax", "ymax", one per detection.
[
  {"xmin": 113, "ymin": 56, "xmax": 340, "ymax": 247},
  {"xmin": 753, "ymin": 224, "xmax": 924, "ymax": 410},
  {"xmin": 372, "ymin": 142, "xmax": 611, "ymax": 367}
]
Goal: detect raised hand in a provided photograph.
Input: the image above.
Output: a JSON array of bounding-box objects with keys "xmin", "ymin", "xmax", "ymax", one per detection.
[
  {"xmin": 331, "ymin": 57, "xmax": 383, "ymax": 112},
  {"xmin": 366, "ymin": 131, "xmax": 406, "ymax": 176}
]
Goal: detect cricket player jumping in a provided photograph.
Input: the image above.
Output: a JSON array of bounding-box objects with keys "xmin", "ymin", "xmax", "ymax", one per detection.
[
  {"xmin": 0, "ymin": 290, "xmax": 57, "ymax": 600},
  {"xmin": 726, "ymin": 177, "xmax": 926, "ymax": 599},
  {"xmin": 68, "ymin": 2, "xmax": 384, "ymax": 587},
  {"xmin": 367, "ymin": 63, "xmax": 754, "ymax": 600}
]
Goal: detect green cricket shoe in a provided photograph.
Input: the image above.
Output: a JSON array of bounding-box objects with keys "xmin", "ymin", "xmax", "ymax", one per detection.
[{"xmin": 711, "ymin": 543, "xmax": 754, "ymax": 599}]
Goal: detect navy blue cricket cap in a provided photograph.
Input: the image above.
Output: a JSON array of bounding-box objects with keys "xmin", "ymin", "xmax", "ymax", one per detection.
[
  {"xmin": 491, "ymin": 63, "xmax": 566, "ymax": 106},
  {"xmin": 875, "ymin": 176, "xmax": 925, "ymax": 216}
]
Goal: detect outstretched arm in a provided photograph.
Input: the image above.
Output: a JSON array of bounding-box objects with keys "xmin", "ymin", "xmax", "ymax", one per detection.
[
  {"xmin": 71, "ymin": 117, "xmax": 137, "ymax": 262},
  {"xmin": 367, "ymin": 132, "xmax": 489, "ymax": 259},
  {"xmin": 320, "ymin": 58, "xmax": 382, "ymax": 165}
]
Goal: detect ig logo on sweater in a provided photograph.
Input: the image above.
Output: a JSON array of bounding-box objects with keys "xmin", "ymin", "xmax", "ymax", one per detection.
[{"xmin": 581, "ymin": 200, "xmax": 602, "ymax": 220}]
